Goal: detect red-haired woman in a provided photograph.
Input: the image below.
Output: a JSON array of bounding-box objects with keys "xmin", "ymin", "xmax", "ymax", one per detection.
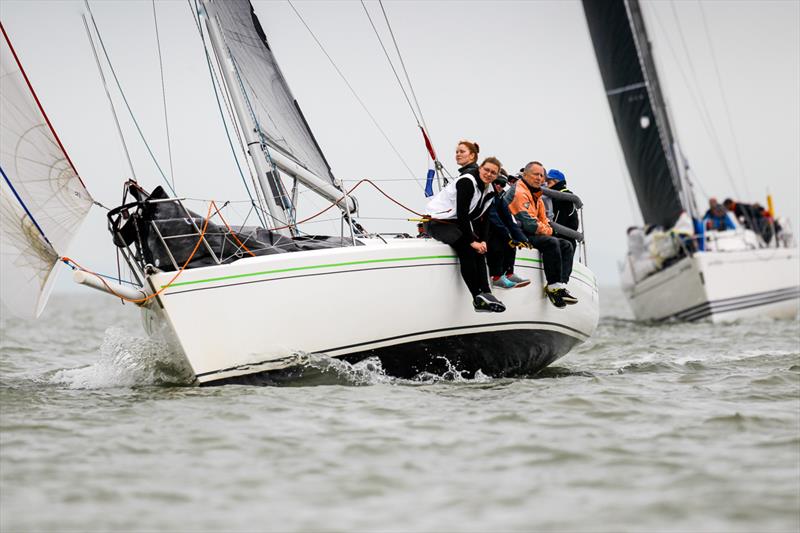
[{"xmin": 424, "ymin": 142, "xmax": 505, "ymax": 313}]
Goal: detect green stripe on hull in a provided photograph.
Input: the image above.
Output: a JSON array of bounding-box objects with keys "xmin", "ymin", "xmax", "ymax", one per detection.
[
  {"xmin": 163, "ymin": 255, "xmax": 457, "ymax": 288},
  {"xmin": 158, "ymin": 252, "xmax": 596, "ymax": 291}
]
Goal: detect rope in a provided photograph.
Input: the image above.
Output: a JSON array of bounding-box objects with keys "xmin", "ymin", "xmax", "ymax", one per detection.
[
  {"xmin": 63, "ymin": 201, "xmax": 215, "ymax": 304},
  {"xmin": 211, "ymin": 202, "xmax": 256, "ymax": 257},
  {"xmin": 61, "ymin": 259, "xmax": 142, "ymax": 288},
  {"xmin": 271, "ymin": 177, "xmax": 423, "ymax": 231},
  {"xmin": 152, "ymin": 0, "xmax": 176, "ymax": 192},
  {"xmin": 286, "ymin": 0, "xmax": 423, "ymax": 189}
]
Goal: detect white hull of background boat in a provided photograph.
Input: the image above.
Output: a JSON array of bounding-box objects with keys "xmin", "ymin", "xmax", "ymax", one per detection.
[
  {"xmin": 141, "ymin": 238, "xmax": 599, "ymax": 385},
  {"xmin": 621, "ymin": 248, "xmax": 800, "ymax": 322}
]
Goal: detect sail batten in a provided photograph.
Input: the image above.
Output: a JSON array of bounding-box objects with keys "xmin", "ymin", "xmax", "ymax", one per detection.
[
  {"xmin": 1, "ymin": 22, "xmax": 93, "ymax": 318},
  {"xmin": 582, "ymin": 0, "xmax": 685, "ymax": 229}
]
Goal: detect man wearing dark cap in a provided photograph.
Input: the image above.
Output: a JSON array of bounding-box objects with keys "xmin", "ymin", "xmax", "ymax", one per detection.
[{"xmin": 544, "ymin": 168, "xmax": 583, "ymax": 250}]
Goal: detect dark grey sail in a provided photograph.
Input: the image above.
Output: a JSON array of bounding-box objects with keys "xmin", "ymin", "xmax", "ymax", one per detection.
[
  {"xmin": 213, "ymin": 0, "xmax": 336, "ymax": 186},
  {"xmin": 582, "ymin": 0, "xmax": 684, "ymax": 229}
]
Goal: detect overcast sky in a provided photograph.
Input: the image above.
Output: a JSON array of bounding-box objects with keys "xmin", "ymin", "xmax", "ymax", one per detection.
[{"xmin": 1, "ymin": 0, "xmax": 798, "ymax": 293}]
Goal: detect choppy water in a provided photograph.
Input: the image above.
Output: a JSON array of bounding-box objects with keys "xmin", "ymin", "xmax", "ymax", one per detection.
[{"xmin": 1, "ymin": 289, "xmax": 798, "ymax": 532}]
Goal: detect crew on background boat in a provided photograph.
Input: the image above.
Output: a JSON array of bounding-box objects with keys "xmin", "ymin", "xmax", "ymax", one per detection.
[
  {"xmin": 507, "ymin": 161, "xmax": 578, "ymax": 308},
  {"xmin": 541, "ymin": 168, "xmax": 584, "ymax": 249},
  {"xmin": 486, "ymin": 169, "xmax": 530, "ymax": 290},
  {"xmin": 702, "ymin": 198, "xmax": 735, "ymax": 232},
  {"xmin": 424, "ymin": 141, "xmax": 505, "ymax": 313},
  {"xmin": 723, "ymin": 198, "xmax": 777, "ymax": 244}
]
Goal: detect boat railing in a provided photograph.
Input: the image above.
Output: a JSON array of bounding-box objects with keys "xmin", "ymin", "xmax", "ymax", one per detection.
[{"xmin": 109, "ymin": 195, "xmax": 276, "ymax": 274}]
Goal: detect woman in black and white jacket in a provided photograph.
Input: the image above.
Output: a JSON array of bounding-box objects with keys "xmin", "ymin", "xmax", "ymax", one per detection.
[{"xmin": 424, "ymin": 140, "xmax": 505, "ymax": 313}]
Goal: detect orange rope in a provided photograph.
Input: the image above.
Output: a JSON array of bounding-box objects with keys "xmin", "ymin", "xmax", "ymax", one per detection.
[
  {"xmin": 212, "ymin": 202, "xmax": 256, "ymax": 257},
  {"xmin": 63, "ymin": 201, "xmax": 215, "ymax": 304},
  {"xmin": 270, "ymin": 178, "xmax": 425, "ymax": 231}
]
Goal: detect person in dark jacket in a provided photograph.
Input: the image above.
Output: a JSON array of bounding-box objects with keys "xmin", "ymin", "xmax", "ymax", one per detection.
[
  {"xmin": 486, "ymin": 171, "xmax": 530, "ymax": 289},
  {"xmin": 723, "ymin": 198, "xmax": 773, "ymax": 243},
  {"xmin": 544, "ymin": 168, "xmax": 583, "ymax": 250}
]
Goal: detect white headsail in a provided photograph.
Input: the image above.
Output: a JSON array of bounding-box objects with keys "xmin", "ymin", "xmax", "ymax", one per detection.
[{"xmin": 0, "ymin": 23, "xmax": 93, "ymax": 318}]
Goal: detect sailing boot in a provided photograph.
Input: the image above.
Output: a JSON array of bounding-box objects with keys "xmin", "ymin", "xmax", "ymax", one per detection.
[
  {"xmin": 505, "ymin": 272, "xmax": 531, "ymax": 288},
  {"xmin": 557, "ymin": 288, "xmax": 579, "ymax": 305},
  {"xmin": 491, "ymin": 275, "xmax": 517, "ymax": 289},
  {"xmin": 473, "ymin": 292, "xmax": 506, "ymax": 313},
  {"xmin": 544, "ymin": 286, "xmax": 566, "ymax": 308}
]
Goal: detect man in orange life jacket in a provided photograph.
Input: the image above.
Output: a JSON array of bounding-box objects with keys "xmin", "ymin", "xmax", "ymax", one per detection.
[{"xmin": 506, "ymin": 161, "xmax": 578, "ymax": 308}]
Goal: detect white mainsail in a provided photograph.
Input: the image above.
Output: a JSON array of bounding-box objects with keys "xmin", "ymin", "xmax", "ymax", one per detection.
[{"xmin": 0, "ymin": 24, "xmax": 93, "ymax": 318}]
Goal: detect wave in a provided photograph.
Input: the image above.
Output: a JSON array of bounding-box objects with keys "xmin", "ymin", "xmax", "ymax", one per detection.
[
  {"xmin": 49, "ymin": 326, "xmax": 195, "ymax": 389},
  {"xmin": 243, "ymin": 353, "xmax": 498, "ymax": 387}
]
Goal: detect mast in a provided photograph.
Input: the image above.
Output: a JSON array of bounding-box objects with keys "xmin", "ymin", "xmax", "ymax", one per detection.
[
  {"xmin": 200, "ymin": 0, "xmax": 292, "ymax": 236},
  {"xmin": 626, "ymin": 0, "xmax": 697, "ymax": 221},
  {"xmin": 582, "ymin": 0, "xmax": 689, "ymax": 228},
  {"xmin": 199, "ymin": 0, "xmax": 356, "ymax": 238}
]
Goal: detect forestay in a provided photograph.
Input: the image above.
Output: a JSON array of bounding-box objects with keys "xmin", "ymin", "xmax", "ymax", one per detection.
[
  {"xmin": 582, "ymin": 0, "xmax": 685, "ymax": 229},
  {"xmin": 212, "ymin": 0, "xmax": 335, "ymax": 186},
  {"xmin": 0, "ymin": 24, "xmax": 93, "ymax": 318}
]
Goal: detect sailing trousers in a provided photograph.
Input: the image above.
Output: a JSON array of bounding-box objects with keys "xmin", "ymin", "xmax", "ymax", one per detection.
[
  {"xmin": 528, "ymin": 235, "xmax": 574, "ymax": 285},
  {"xmin": 487, "ymin": 230, "xmax": 517, "ymax": 278},
  {"xmin": 450, "ymin": 236, "xmax": 491, "ymax": 297},
  {"xmin": 426, "ymin": 219, "xmax": 491, "ymax": 297}
]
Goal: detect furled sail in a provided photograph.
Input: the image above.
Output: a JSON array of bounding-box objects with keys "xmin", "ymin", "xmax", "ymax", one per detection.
[
  {"xmin": 211, "ymin": 0, "xmax": 336, "ymax": 187},
  {"xmin": 0, "ymin": 23, "xmax": 93, "ymax": 318},
  {"xmin": 582, "ymin": 0, "xmax": 684, "ymax": 229}
]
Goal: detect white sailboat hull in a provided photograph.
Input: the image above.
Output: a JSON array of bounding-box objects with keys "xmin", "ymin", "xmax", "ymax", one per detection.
[
  {"xmin": 621, "ymin": 248, "xmax": 800, "ymax": 322},
  {"xmin": 142, "ymin": 239, "xmax": 599, "ymax": 385}
]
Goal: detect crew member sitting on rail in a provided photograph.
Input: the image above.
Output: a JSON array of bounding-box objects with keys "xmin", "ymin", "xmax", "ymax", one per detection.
[
  {"xmin": 507, "ymin": 161, "xmax": 578, "ymax": 308},
  {"xmin": 486, "ymin": 169, "xmax": 530, "ymax": 289},
  {"xmin": 542, "ymin": 168, "xmax": 584, "ymax": 249},
  {"xmin": 424, "ymin": 141, "xmax": 505, "ymax": 313}
]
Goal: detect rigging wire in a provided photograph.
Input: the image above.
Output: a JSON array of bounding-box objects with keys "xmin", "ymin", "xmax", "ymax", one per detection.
[
  {"xmin": 83, "ymin": 0, "xmax": 176, "ymax": 196},
  {"xmin": 696, "ymin": 0, "xmax": 751, "ymax": 199},
  {"xmin": 152, "ymin": 0, "xmax": 176, "ymax": 193},
  {"xmin": 373, "ymin": 0, "xmax": 451, "ymax": 181},
  {"xmin": 360, "ymin": 1, "xmax": 420, "ymax": 127},
  {"xmin": 662, "ymin": 0, "xmax": 741, "ymax": 199},
  {"xmin": 377, "ymin": 1, "xmax": 428, "ymax": 135},
  {"xmin": 187, "ymin": 0, "xmax": 268, "ymax": 227},
  {"xmin": 80, "ymin": 12, "xmax": 137, "ymax": 183},
  {"xmin": 286, "ymin": 0, "xmax": 423, "ymax": 190}
]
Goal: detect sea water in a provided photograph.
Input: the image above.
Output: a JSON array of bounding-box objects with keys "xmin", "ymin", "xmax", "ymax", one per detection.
[{"xmin": 1, "ymin": 290, "xmax": 798, "ymax": 532}]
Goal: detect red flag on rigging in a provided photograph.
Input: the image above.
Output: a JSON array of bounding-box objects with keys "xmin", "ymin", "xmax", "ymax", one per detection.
[{"xmin": 420, "ymin": 126, "xmax": 436, "ymax": 162}]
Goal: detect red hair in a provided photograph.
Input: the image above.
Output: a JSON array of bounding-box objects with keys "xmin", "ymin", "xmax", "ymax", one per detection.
[{"xmin": 458, "ymin": 140, "xmax": 480, "ymax": 162}]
